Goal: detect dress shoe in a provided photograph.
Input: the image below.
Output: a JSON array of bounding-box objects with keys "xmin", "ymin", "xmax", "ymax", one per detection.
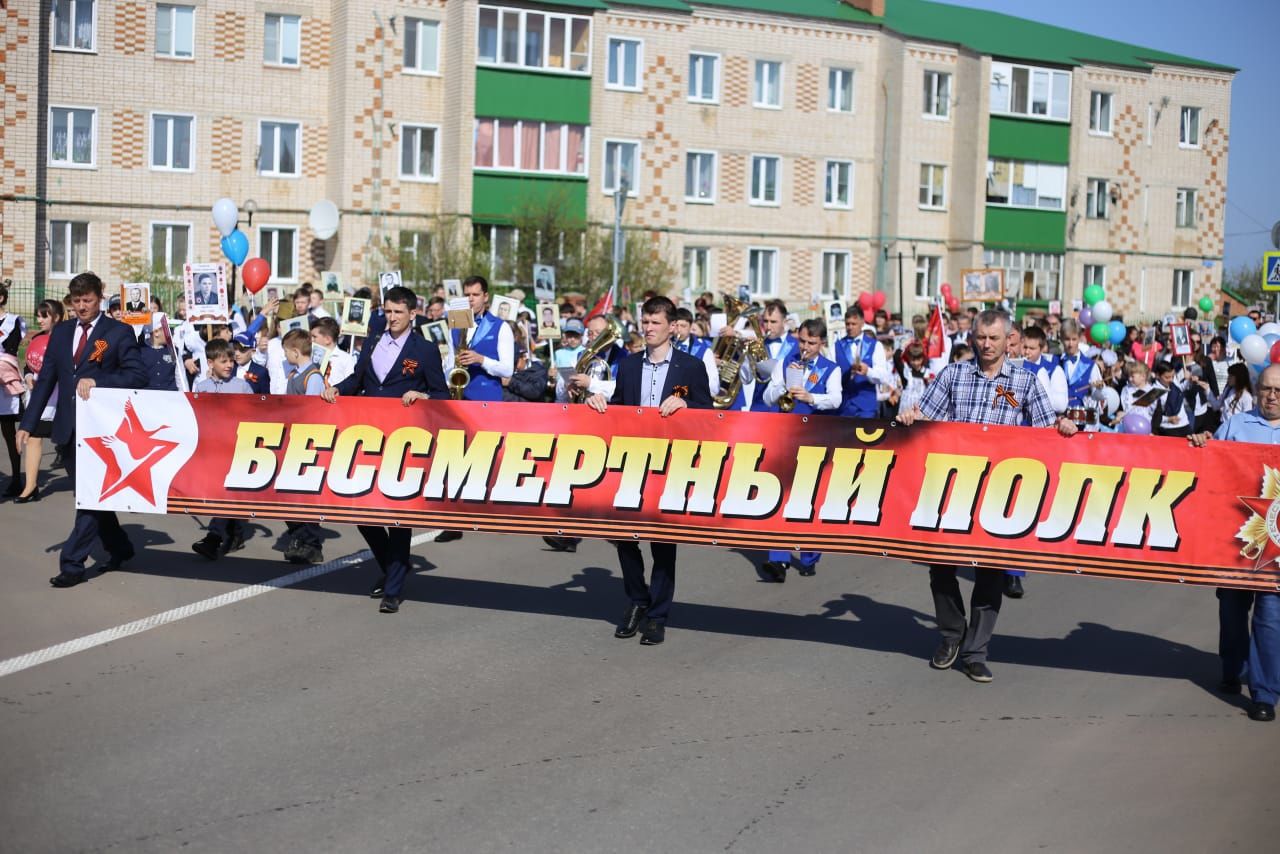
[
  {"xmin": 797, "ymin": 563, "xmax": 817, "ymax": 577},
  {"xmin": 49, "ymin": 572, "xmax": 87, "ymax": 588},
  {"xmin": 434, "ymin": 529, "xmax": 463, "ymax": 543},
  {"xmin": 192, "ymin": 534, "xmax": 223, "ymax": 561},
  {"xmin": 1004, "ymin": 575, "xmax": 1024, "ymax": 598},
  {"xmin": 542, "ymin": 536, "xmax": 578, "ymax": 553},
  {"xmin": 614, "ymin": 603, "xmax": 648, "ymax": 638},
  {"xmin": 1248, "ymin": 702, "xmax": 1275, "ymax": 722},
  {"xmin": 638, "ymin": 619, "xmax": 666, "ymax": 646},
  {"xmin": 963, "ymin": 661, "xmax": 994, "ymax": 683},
  {"xmin": 285, "ymin": 542, "xmax": 322, "ymax": 565},
  {"xmin": 369, "ymin": 575, "xmax": 387, "ymax": 598},
  {"xmin": 379, "ymin": 596, "xmax": 402, "ymax": 614},
  {"xmin": 931, "ymin": 639, "xmax": 960, "ymax": 670},
  {"xmin": 15, "ymin": 488, "xmax": 41, "ymax": 503},
  {"xmin": 1218, "ymin": 677, "xmax": 1243, "ymax": 695},
  {"xmin": 761, "ymin": 561, "xmax": 788, "ymax": 583},
  {"xmin": 101, "ymin": 545, "xmax": 136, "ymax": 572}
]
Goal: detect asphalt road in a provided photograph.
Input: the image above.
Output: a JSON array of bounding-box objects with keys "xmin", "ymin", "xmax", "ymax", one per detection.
[{"xmin": 0, "ymin": 465, "xmax": 1276, "ymax": 853}]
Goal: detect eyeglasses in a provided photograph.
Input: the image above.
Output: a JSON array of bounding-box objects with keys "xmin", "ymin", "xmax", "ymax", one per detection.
[{"xmin": 1257, "ymin": 386, "xmax": 1280, "ymax": 397}]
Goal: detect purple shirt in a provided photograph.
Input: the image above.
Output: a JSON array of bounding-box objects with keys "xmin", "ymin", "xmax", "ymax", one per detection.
[{"xmin": 371, "ymin": 328, "xmax": 410, "ymax": 382}]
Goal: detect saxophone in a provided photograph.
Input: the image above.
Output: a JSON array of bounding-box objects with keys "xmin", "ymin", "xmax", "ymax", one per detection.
[
  {"xmin": 448, "ymin": 329, "xmax": 471, "ymax": 400},
  {"xmin": 568, "ymin": 316, "xmax": 622, "ymax": 403}
]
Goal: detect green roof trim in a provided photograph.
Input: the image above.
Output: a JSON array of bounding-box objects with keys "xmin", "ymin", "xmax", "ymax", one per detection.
[
  {"xmin": 608, "ymin": 0, "xmax": 693, "ymax": 11},
  {"xmin": 534, "ymin": 0, "xmax": 609, "ymax": 9}
]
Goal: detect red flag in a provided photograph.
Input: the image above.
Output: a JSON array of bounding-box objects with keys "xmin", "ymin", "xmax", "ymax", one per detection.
[
  {"xmin": 925, "ymin": 303, "xmax": 945, "ymax": 360},
  {"xmin": 586, "ymin": 285, "xmax": 615, "ymax": 321}
]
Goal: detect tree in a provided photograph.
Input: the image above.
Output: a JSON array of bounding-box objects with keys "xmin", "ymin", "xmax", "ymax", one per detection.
[
  {"xmin": 1223, "ymin": 259, "xmax": 1266, "ymax": 307},
  {"xmin": 118, "ymin": 255, "xmax": 185, "ymax": 313},
  {"xmin": 379, "ymin": 216, "xmax": 491, "ymax": 292}
]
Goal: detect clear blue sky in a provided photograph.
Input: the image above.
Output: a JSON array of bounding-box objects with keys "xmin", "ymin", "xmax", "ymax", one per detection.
[{"xmin": 949, "ymin": 0, "xmax": 1279, "ymax": 273}]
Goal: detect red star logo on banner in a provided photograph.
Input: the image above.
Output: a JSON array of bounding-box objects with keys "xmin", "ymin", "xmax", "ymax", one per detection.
[
  {"xmin": 83, "ymin": 399, "xmax": 179, "ymax": 504},
  {"xmin": 1238, "ymin": 495, "xmax": 1280, "ymax": 571}
]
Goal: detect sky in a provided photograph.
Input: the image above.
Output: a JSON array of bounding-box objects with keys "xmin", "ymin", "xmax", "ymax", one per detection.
[{"xmin": 948, "ymin": 0, "xmax": 1279, "ymax": 274}]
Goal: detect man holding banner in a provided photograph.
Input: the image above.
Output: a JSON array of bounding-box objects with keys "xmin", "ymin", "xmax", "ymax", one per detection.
[{"xmin": 899, "ymin": 310, "xmax": 1076, "ymax": 682}]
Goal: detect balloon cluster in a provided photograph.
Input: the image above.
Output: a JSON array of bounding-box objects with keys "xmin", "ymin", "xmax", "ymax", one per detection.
[
  {"xmin": 857, "ymin": 290, "xmax": 887, "ymax": 320},
  {"xmin": 1229, "ymin": 316, "xmax": 1280, "ymax": 370},
  {"xmin": 938, "ymin": 283, "xmax": 960, "ymax": 313},
  {"xmin": 213, "ymin": 198, "xmax": 271, "ymax": 294},
  {"xmin": 1078, "ymin": 284, "xmax": 1118, "ymax": 345}
]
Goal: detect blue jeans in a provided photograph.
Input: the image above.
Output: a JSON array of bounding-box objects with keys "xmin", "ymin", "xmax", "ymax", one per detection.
[
  {"xmin": 767, "ymin": 550, "xmax": 820, "ymax": 568},
  {"xmin": 1218, "ymin": 588, "xmax": 1280, "ymax": 705}
]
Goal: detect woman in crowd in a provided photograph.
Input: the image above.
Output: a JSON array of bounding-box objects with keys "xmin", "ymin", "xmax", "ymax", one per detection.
[
  {"xmin": 1214, "ymin": 362, "xmax": 1254, "ymax": 420},
  {"xmin": 14, "ymin": 299, "xmax": 64, "ymax": 502},
  {"xmin": 0, "ymin": 284, "xmax": 29, "ymax": 497}
]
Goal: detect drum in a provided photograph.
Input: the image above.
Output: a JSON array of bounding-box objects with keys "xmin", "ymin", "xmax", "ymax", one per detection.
[{"xmin": 1065, "ymin": 407, "xmax": 1097, "ymax": 427}]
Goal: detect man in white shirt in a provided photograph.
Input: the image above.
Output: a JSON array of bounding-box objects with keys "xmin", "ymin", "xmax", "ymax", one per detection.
[{"xmin": 1020, "ymin": 326, "xmax": 1068, "ymax": 414}]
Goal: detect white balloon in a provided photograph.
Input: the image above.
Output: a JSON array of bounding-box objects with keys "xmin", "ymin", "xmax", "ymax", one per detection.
[
  {"xmin": 212, "ymin": 198, "xmax": 238, "ymax": 237},
  {"xmin": 1240, "ymin": 333, "xmax": 1269, "ymax": 365},
  {"xmin": 308, "ymin": 200, "xmax": 340, "ymax": 240},
  {"xmin": 1257, "ymin": 322, "xmax": 1280, "ymax": 338},
  {"xmin": 1099, "ymin": 386, "xmax": 1120, "ymax": 416},
  {"xmin": 1091, "ymin": 300, "xmax": 1113, "ymax": 324}
]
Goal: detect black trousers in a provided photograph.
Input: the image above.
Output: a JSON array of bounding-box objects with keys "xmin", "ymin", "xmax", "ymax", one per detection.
[
  {"xmin": 612, "ymin": 540, "xmax": 677, "ymax": 622},
  {"xmin": 929, "ymin": 564, "xmax": 1004, "ymax": 664},
  {"xmin": 60, "ymin": 440, "xmax": 132, "ymax": 576},
  {"xmin": 359, "ymin": 525, "xmax": 412, "ymax": 598}
]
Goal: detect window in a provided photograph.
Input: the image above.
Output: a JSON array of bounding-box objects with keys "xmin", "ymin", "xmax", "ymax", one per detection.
[
  {"xmin": 827, "ymin": 68, "xmax": 854, "ymax": 113},
  {"xmin": 1089, "ymin": 91, "xmax": 1112, "ymax": 134},
  {"xmin": 52, "ymin": 0, "xmax": 95, "ymax": 51},
  {"xmin": 914, "ymin": 256, "xmax": 940, "ymax": 300},
  {"xmin": 1083, "ymin": 264, "xmax": 1106, "ymax": 289},
  {"xmin": 824, "ymin": 160, "xmax": 852, "ymax": 209},
  {"xmin": 404, "ymin": 17, "xmax": 440, "ymax": 74},
  {"xmin": 606, "ymin": 37, "xmax": 642, "ymax": 90},
  {"xmin": 400, "ymin": 230, "xmax": 433, "ymax": 286},
  {"xmin": 923, "ymin": 70, "xmax": 950, "ymax": 118},
  {"xmin": 753, "ymin": 60, "xmax": 782, "ymax": 108},
  {"xmin": 685, "ymin": 151, "xmax": 716, "ymax": 202},
  {"xmin": 749, "ymin": 155, "xmax": 779, "ymax": 206},
  {"xmin": 747, "ymin": 248, "xmax": 778, "ymax": 296},
  {"xmin": 688, "ymin": 52, "xmax": 719, "ymax": 103},
  {"xmin": 473, "ymin": 224, "xmax": 519, "ymax": 281},
  {"xmin": 476, "ymin": 6, "xmax": 591, "ymax": 74},
  {"xmin": 400, "ymin": 124, "xmax": 438, "ymax": 180},
  {"xmin": 49, "ymin": 106, "xmax": 95, "ymax": 168},
  {"xmin": 258, "ymin": 121, "xmax": 300, "ymax": 176},
  {"xmin": 1180, "ymin": 106, "xmax": 1200, "ymax": 147},
  {"xmin": 1085, "ymin": 178, "xmax": 1108, "ymax": 219},
  {"xmin": 1173, "ymin": 269, "xmax": 1194, "ymax": 307},
  {"xmin": 151, "ymin": 113, "xmax": 194, "ymax": 171},
  {"xmin": 259, "ymin": 227, "xmax": 297, "ymax": 282},
  {"xmin": 156, "ymin": 4, "xmax": 194, "ymax": 58},
  {"xmin": 473, "ymin": 118, "xmax": 587, "ymax": 176},
  {"xmin": 150, "ymin": 223, "xmax": 190, "ymax": 277},
  {"xmin": 984, "ymin": 159, "xmax": 1067, "ymax": 211},
  {"xmin": 984, "ymin": 250, "xmax": 1062, "ymax": 301},
  {"xmin": 821, "ymin": 251, "xmax": 850, "ymax": 298},
  {"xmin": 1176, "ymin": 188, "xmax": 1197, "ymax": 228},
  {"xmin": 263, "ymin": 13, "xmax": 300, "ymax": 66},
  {"xmin": 989, "ymin": 61, "xmax": 1071, "ymax": 121},
  {"xmin": 49, "ymin": 220, "xmax": 89, "ymax": 277},
  {"xmin": 603, "ymin": 140, "xmax": 638, "ymax": 195},
  {"xmin": 684, "ymin": 247, "xmax": 710, "ymax": 293},
  {"xmin": 919, "ymin": 163, "xmax": 946, "ymax": 209}
]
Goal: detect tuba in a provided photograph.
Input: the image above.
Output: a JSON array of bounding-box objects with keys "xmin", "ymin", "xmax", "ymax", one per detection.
[
  {"xmin": 448, "ymin": 330, "xmax": 471, "ymax": 400},
  {"xmin": 569, "ymin": 316, "xmax": 623, "ymax": 403},
  {"xmin": 712, "ymin": 300, "xmax": 766, "ymax": 410}
]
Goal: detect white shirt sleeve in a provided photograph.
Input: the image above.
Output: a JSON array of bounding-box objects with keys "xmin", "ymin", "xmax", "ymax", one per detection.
[
  {"xmin": 325, "ymin": 349, "xmax": 355, "ymax": 386},
  {"xmin": 763, "ymin": 359, "xmax": 786, "ymax": 407},
  {"xmin": 702, "ymin": 349, "xmax": 720, "ymax": 396},
  {"xmin": 1045, "ymin": 366, "xmax": 1069, "ymax": 414},
  {"xmin": 266, "ymin": 337, "xmax": 288, "ymax": 395},
  {"xmin": 555, "ymin": 370, "xmax": 614, "ymax": 401},
  {"xmin": 810, "ymin": 364, "xmax": 843, "ymax": 412},
  {"xmin": 479, "ymin": 322, "xmax": 515, "ymax": 380},
  {"xmin": 864, "ymin": 339, "xmax": 893, "ymax": 386}
]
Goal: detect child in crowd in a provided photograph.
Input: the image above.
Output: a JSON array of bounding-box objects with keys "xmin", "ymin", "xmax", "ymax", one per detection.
[
  {"xmin": 309, "ymin": 317, "xmax": 354, "ymax": 386},
  {"xmin": 233, "ymin": 332, "xmax": 271, "ymax": 394},
  {"xmin": 191, "ymin": 339, "xmax": 253, "ymax": 559},
  {"xmin": 281, "ymin": 329, "xmax": 328, "ymax": 565},
  {"xmin": 1113, "ymin": 360, "xmax": 1156, "ymax": 429}
]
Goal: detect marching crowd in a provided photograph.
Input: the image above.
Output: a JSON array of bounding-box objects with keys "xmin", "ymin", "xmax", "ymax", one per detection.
[{"xmin": 2, "ymin": 273, "xmax": 1278, "ymax": 722}]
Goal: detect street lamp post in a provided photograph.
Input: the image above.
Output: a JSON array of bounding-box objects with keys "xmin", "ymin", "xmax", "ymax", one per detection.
[
  {"xmin": 228, "ymin": 199, "xmax": 258, "ymax": 306},
  {"xmin": 611, "ymin": 177, "xmax": 629, "ymax": 300}
]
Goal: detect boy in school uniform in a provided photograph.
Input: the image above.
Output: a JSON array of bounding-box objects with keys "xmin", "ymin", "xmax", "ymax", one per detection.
[
  {"xmin": 281, "ymin": 329, "xmax": 329, "ymax": 564},
  {"xmin": 191, "ymin": 339, "xmax": 254, "ymax": 559},
  {"xmin": 310, "ymin": 316, "xmax": 354, "ymax": 387}
]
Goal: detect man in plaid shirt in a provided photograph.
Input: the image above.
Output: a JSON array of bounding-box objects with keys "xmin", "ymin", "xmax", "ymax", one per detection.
[{"xmin": 899, "ymin": 310, "xmax": 1077, "ymax": 682}]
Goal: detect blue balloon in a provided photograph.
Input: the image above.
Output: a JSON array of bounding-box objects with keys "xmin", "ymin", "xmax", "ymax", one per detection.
[
  {"xmin": 1229, "ymin": 315, "xmax": 1256, "ymax": 344},
  {"xmin": 1108, "ymin": 319, "xmax": 1126, "ymax": 345},
  {"xmin": 221, "ymin": 229, "xmax": 249, "ymax": 266}
]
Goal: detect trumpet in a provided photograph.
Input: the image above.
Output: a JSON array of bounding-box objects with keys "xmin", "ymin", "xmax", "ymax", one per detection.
[{"xmin": 448, "ymin": 331, "xmax": 471, "ymax": 400}]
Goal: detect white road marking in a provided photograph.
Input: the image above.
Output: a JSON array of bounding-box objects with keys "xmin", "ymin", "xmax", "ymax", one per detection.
[{"xmin": 0, "ymin": 530, "xmax": 441, "ymax": 679}]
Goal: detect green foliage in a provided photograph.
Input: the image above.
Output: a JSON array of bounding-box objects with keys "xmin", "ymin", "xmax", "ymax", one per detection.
[{"xmin": 1223, "ymin": 259, "xmax": 1266, "ymax": 307}]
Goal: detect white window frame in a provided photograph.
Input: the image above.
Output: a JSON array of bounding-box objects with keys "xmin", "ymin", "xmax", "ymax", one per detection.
[
  {"xmin": 923, "ymin": 70, "xmax": 951, "ymax": 119},
  {"xmin": 1173, "ymin": 269, "xmax": 1194, "ymax": 308},
  {"xmin": 149, "ymin": 112, "xmax": 196, "ymax": 173},
  {"xmin": 984, "ymin": 158, "xmax": 1068, "ymax": 212},
  {"xmin": 258, "ymin": 225, "xmax": 299, "ymax": 283},
  {"xmin": 821, "ymin": 250, "xmax": 851, "ymax": 299},
  {"xmin": 475, "ymin": 5, "xmax": 592, "ymax": 76},
  {"xmin": 1175, "ymin": 188, "xmax": 1197, "ymax": 228},
  {"xmin": 1085, "ymin": 177, "xmax": 1108, "ymax": 219},
  {"xmin": 48, "ymin": 105, "xmax": 97, "ymax": 169},
  {"xmin": 685, "ymin": 150, "xmax": 717, "ymax": 204},
  {"xmin": 919, "ymin": 163, "xmax": 947, "ymax": 210},
  {"xmin": 747, "ymin": 247, "xmax": 779, "ymax": 297},
  {"xmin": 1179, "ymin": 106, "xmax": 1201, "ymax": 148},
  {"xmin": 824, "ymin": 159, "xmax": 853, "ymax": 209},
  {"xmin": 403, "ymin": 17, "xmax": 441, "ymax": 76},
  {"xmin": 602, "ymin": 138, "xmax": 640, "ymax": 197},
  {"xmin": 149, "ymin": 221, "xmax": 192, "ymax": 278},
  {"xmin": 605, "ymin": 36, "xmax": 643, "ymax": 92},
  {"xmin": 989, "ymin": 60, "xmax": 1071, "ymax": 122},
  {"xmin": 684, "ymin": 247, "xmax": 710, "ymax": 293},
  {"xmin": 749, "ymin": 154, "xmax": 780, "ymax": 207},
  {"xmin": 52, "ymin": 0, "xmax": 96, "ymax": 53},
  {"xmin": 688, "ymin": 52, "xmax": 720, "ymax": 104},
  {"xmin": 155, "ymin": 4, "xmax": 195, "ymax": 60},
  {"xmin": 1082, "ymin": 263, "xmax": 1106, "ymax": 289},
  {"xmin": 914, "ymin": 255, "xmax": 941, "ymax": 300},
  {"xmin": 263, "ymin": 13, "xmax": 301, "ymax": 68},
  {"xmin": 257, "ymin": 119, "xmax": 302, "ymax": 177},
  {"xmin": 827, "ymin": 67, "xmax": 854, "ymax": 114},
  {"xmin": 1088, "ymin": 91, "xmax": 1113, "ymax": 135},
  {"xmin": 399, "ymin": 123, "xmax": 440, "ymax": 182},
  {"xmin": 985, "ymin": 249, "xmax": 1062, "ymax": 302},
  {"xmin": 473, "ymin": 118, "xmax": 589, "ymax": 177},
  {"xmin": 48, "ymin": 220, "xmax": 90, "ymax": 278},
  {"xmin": 753, "ymin": 60, "xmax": 783, "ymax": 109}
]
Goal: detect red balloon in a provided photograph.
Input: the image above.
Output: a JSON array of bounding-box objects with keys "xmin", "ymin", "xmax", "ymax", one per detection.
[
  {"xmin": 872, "ymin": 291, "xmax": 887, "ymax": 309},
  {"xmin": 947, "ymin": 297, "xmax": 960, "ymax": 313},
  {"xmin": 242, "ymin": 257, "xmax": 271, "ymax": 294},
  {"xmin": 858, "ymin": 292, "xmax": 874, "ymax": 311},
  {"xmin": 1271, "ymin": 340, "xmax": 1280, "ymax": 364},
  {"xmin": 940, "ymin": 283, "xmax": 953, "ymax": 298}
]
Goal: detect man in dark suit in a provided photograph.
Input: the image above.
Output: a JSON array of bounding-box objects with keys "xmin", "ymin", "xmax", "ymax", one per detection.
[
  {"xmin": 586, "ymin": 296, "xmax": 713, "ymax": 646},
  {"xmin": 17, "ymin": 272, "xmax": 148, "ymax": 587},
  {"xmin": 193, "ymin": 273, "xmax": 218, "ymax": 307},
  {"xmin": 321, "ymin": 285, "xmax": 448, "ymax": 614}
]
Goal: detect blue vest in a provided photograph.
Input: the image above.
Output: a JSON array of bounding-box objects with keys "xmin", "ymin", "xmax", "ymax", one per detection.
[
  {"xmin": 738, "ymin": 334, "xmax": 799, "ymax": 412},
  {"xmin": 674, "ymin": 336, "xmax": 710, "ymax": 361},
  {"xmin": 1061, "ymin": 354, "xmax": 1093, "ymax": 407},
  {"xmin": 452, "ymin": 311, "xmax": 503, "ymax": 401},
  {"xmin": 835, "ymin": 332, "xmax": 879, "ymax": 418},
  {"xmin": 789, "ymin": 354, "xmax": 839, "ymax": 416}
]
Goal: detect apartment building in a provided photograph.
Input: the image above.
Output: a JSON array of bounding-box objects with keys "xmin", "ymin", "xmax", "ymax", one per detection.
[{"xmin": 0, "ymin": 0, "xmax": 1233, "ymax": 320}]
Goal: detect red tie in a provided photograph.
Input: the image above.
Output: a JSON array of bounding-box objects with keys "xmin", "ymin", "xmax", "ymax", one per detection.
[{"xmin": 72, "ymin": 321, "xmax": 92, "ymax": 364}]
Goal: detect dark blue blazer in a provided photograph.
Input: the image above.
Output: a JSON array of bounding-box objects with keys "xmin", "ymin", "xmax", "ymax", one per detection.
[
  {"xmin": 334, "ymin": 328, "xmax": 448, "ymax": 399},
  {"xmin": 610, "ymin": 347, "xmax": 713, "ymax": 410},
  {"xmin": 21, "ymin": 314, "xmax": 148, "ymax": 444}
]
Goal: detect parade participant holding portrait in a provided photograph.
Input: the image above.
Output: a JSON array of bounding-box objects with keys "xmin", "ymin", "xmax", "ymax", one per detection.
[
  {"xmin": 278, "ymin": 329, "xmax": 330, "ymax": 566},
  {"xmin": 835, "ymin": 306, "xmax": 891, "ymax": 419},
  {"xmin": 14, "ymin": 299, "xmax": 63, "ymax": 502},
  {"xmin": 447, "ymin": 275, "xmax": 514, "ymax": 402},
  {"xmin": 310, "ymin": 316, "xmax": 354, "ymax": 386}
]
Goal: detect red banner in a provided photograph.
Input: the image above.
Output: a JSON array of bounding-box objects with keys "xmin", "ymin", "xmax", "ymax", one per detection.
[{"xmin": 76, "ymin": 390, "xmax": 1280, "ymax": 591}]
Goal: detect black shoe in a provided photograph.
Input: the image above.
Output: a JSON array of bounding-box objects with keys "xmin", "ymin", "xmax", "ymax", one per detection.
[
  {"xmin": 797, "ymin": 563, "xmax": 817, "ymax": 577},
  {"xmin": 369, "ymin": 575, "xmax": 387, "ymax": 598},
  {"xmin": 1248, "ymin": 702, "xmax": 1276, "ymax": 722},
  {"xmin": 286, "ymin": 541, "xmax": 321, "ymax": 565},
  {"xmin": 761, "ymin": 561, "xmax": 788, "ymax": 583},
  {"xmin": 379, "ymin": 596, "xmax": 402, "ymax": 614},
  {"xmin": 192, "ymin": 534, "xmax": 222, "ymax": 561},
  {"xmin": 614, "ymin": 604, "xmax": 648, "ymax": 638},
  {"xmin": 52, "ymin": 451, "xmax": 65, "ymax": 470},
  {"xmin": 434, "ymin": 529, "xmax": 463, "ymax": 543},
  {"xmin": 1004, "ymin": 576, "xmax": 1024, "ymax": 598},
  {"xmin": 542, "ymin": 536, "xmax": 578, "ymax": 553},
  {"xmin": 224, "ymin": 534, "xmax": 246, "ymax": 554},
  {"xmin": 101, "ymin": 545, "xmax": 136, "ymax": 573},
  {"xmin": 639, "ymin": 619, "xmax": 666, "ymax": 646},
  {"xmin": 1219, "ymin": 678, "xmax": 1243, "ymax": 695},
  {"xmin": 963, "ymin": 661, "xmax": 994, "ymax": 683},
  {"xmin": 931, "ymin": 640, "xmax": 960, "ymax": 670},
  {"xmin": 14, "ymin": 488, "xmax": 40, "ymax": 503},
  {"xmin": 49, "ymin": 572, "xmax": 86, "ymax": 588}
]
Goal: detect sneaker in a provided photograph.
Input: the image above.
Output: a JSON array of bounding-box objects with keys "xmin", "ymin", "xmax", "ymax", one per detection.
[
  {"xmin": 962, "ymin": 661, "xmax": 994, "ymax": 683},
  {"xmin": 930, "ymin": 640, "xmax": 960, "ymax": 670},
  {"xmin": 192, "ymin": 534, "xmax": 222, "ymax": 561},
  {"xmin": 224, "ymin": 534, "xmax": 246, "ymax": 554}
]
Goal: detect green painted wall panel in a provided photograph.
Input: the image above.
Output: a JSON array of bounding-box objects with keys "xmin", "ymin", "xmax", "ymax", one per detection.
[
  {"xmin": 475, "ymin": 68, "xmax": 592, "ymax": 125},
  {"xmin": 984, "ymin": 207, "xmax": 1066, "ymax": 253},
  {"xmin": 987, "ymin": 116, "xmax": 1071, "ymax": 165},
  {"xmin": 472, "ymin": 173, "xmax": 587, "ymax": 224}
]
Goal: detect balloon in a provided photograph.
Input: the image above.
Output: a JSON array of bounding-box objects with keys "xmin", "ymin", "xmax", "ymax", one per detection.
[
  {"xmin": 1198, "ymin": 296, "xmax": 1214, "ymax": 313},
  {"xmin": 212, "ymin": 198, "xmax": 238, "ymax": 237},
  {"xmin": 1258, "ymin": 322, "xmax": 1280, "ymax": 338},
  {"xmin": 946, "ymin": 297, "xmax": 960, "ymax": 313},
  {"xmin": 1108, "ymin": 319, "xmax": 1126, "ymax": 345},
  {"xmin": 1121, "ymin": 411, "xmax": 1151, "ymax": 435},
  {"xmin": 1083, "ymin": 284, "xmax": 1105, "ymax": 306},
  {"xmin": 1091, "ymin": 300, "xmax": 1113, "ymax": 324},
  {"xmin": 1265, "ymin": 333, "xmax": 1280, "ymax": 350},
  {"xmin": 858, "ymin": 292, "xmax": 874, "ymax": 311},
  {"xmin": 1229, "ymin": 316, "xmax": 1257, "ymax": 344},
  {"xmin": 1240, "ymin": 334, "xmax": 1269, "ymax": 365},
  {"xmin": 242, "ymin": 257, "xmax": 271, "ymax": 294},
  {"xmin": 220, "ymin": 229, "xmax": 249, "ymax": 266},
  {"xmin": 940, "ymin": 283, "xmax": 953, "ymax": 298},
  {"xmin": 1271, "ymin": 340, "xmax": 1280, "ymax": 364},
  {"xmin": 1089, "ymin": 322, "xmax": 1110, "ymax": 344},
  {"xmin": 872, "ymin": 291, "xmax": 887, "ymax": 310},
  {"xmin": 1099, "ymin": 386, "xmax": 1120, "ymax": 417},
  {"xmin": 1079, "ymin": 306, "xmax": 1093, "ymax": 327}
]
